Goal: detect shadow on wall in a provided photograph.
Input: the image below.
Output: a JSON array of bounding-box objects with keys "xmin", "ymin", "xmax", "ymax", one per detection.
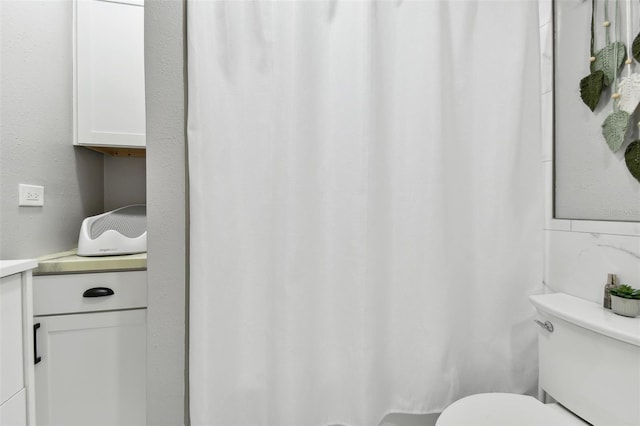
[
  {"xmin": 73, "ymin": 147, "xmax": 105, "ymax": 216},
  {"xmin": 102, "ymin": 155, "xmax": 147, "ymax": 211}
]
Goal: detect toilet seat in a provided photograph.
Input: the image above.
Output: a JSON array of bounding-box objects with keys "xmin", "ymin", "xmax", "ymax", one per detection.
[{"xmin": 435, "ymin": 393, "xmax": 588, "ymax": 426}]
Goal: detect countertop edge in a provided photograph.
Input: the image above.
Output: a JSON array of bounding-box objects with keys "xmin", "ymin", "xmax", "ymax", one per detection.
[
  {"xmin": 33, "ymin": 250, "xmax": 147, "ymax": 275},
  {"xmin": 1, "ymin": 259, "xmax": 39, "ymax": 278}
]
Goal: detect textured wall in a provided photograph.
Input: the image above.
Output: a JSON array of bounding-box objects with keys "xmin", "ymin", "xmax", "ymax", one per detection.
[
  {"xmin": 0, "ymin": 0, "xmax": 104, "ymax": 259},
  {"xmin": 104, "ymin": 157, "xmax": 146, "ymax": 211},
  {"xmin": 145, "ymin": 0, "xmax": 187, "ymax": 424}
]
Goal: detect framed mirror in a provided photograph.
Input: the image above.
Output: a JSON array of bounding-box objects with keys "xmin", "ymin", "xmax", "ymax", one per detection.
[{"xmin": 554, "ymin": 0, "xmax": 640, "ymax": 222}]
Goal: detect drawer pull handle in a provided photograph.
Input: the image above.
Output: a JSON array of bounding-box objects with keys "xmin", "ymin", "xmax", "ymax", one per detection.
[
  {"xmin": 34, "ymin": 323, "xmax": 42, "ymax": 365},
  {"xmin": 83, "ymin": 287, "xmax": 115, "ymax": 298}
]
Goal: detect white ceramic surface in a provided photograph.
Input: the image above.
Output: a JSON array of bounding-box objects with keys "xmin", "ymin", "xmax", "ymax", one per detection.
[
  {"xmin": 533, "ymin": 293, "xmax": 640, "ymax": 426},
  {"xmin": 436, "ymin": 394, "xmax": 584, "ymax": 426},
  {"xmin": 531, "ymin": 293, "xmax": 640, "ymax": 347}
]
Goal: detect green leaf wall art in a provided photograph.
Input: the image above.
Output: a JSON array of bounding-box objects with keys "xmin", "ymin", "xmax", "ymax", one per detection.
[
  {"xmin": 580, "ymin": 71, "xmax": 605, "ymax": 111},
  {"xmin": 632, "ymin": 32, "xmax": 640, "ymax": 61},
  {"xmin": 591, "ymin": 42, "xmax": 627, "ymax": 86},
  {"xmin": 579, "ymin": 0, "xmax": 640, "ymax": 183},
  {"xmin": 602, "ymin": 110, "xmax": 630, "ymax": 152},
  {"xmin": 616, "ymin": 73, "xmax": 640, "ymax": 112},
  {"xmin": 625, "ymin": 141, "xmax": 640, "ymax": 182}
]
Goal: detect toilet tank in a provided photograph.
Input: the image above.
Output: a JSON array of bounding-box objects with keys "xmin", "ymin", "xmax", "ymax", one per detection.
[{"xmin": 530, "ymin": 293, "xmax": 640, "ymax": 426}]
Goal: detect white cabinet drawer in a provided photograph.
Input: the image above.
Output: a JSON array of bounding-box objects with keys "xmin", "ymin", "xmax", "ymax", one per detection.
[
  {"xmin": 0, "ymin": 274, "xmax": 24, "ymax": 405},
  {"xmin": 33, "ymin": 271, "xmax": 146, "ymax": 316}
]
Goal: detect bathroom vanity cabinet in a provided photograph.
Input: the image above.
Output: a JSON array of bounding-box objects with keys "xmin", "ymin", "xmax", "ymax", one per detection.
[
  {"xmin": 74, "ymin": 0, "xmax": 146, "ymax": 150},
  {"xmin": 0, "ymin": 260, "xmax": 38, "ymax": 426},
  {"xmin": 32, "ymin": 270, "xmax": 147, "ymax": 426}
]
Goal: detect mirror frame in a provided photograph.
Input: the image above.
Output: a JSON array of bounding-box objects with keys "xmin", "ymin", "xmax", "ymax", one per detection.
[{"xmin": 550, "ymin": 0, "xmax": 640, "ymax": 233}]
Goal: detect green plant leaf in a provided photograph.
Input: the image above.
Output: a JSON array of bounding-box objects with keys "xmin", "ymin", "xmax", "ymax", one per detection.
[
  {"xmin": 633, "ymin": 32, "xmax": 640, "ymax": 62},
  {"xmin": 602, "ymin": 110, "xmax": 630, "ymax": 152},
  {"xmin": 580, "ymin": 71, "xmax": 605, "ymax": 111},
  {"xmin": 625, "ymin": 140, "xmax": 640, "ymax": 183},
  {"xmin": 591, "ymin": 42, "xmax": 627, "ymax": 86},
  {"xmin": 610, "ymin": 284, "xmax": 640, "ymax": 297}
]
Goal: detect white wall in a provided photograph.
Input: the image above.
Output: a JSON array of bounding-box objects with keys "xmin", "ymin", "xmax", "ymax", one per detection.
[
  {"xmin": 539, "ymin": 1, "xmax": 640, "ymax": 303},
  {"xmin": 0, "ymin": 0, "xmax": 105, "ymax": 259},
  {"xmin": 104, "ymin": 157, "xmax": 146, "ymax": 211},
  {"xmin": 145, "ymin": 1, "xmax": 187, "ymax": 424}
]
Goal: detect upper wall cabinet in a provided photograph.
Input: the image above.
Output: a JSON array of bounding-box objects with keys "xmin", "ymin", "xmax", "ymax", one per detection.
[{"xmin": 74, "ymin": 0, "xmax": 145, "ymax": 149}]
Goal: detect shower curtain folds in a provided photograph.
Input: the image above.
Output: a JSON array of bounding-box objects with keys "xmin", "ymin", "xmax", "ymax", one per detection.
[{"xmin": 187, "ymin": 1, "xmax": 543, "ymax": 425}]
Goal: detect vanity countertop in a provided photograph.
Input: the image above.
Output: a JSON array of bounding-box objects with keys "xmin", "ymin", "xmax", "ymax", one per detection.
[
  {"xmin": 0, "ymin": 259, "xmax": 39, "ymax": 278},
  {"xmin": 34, "ymin": 250, "xmax": 147, "ymax": 275}
]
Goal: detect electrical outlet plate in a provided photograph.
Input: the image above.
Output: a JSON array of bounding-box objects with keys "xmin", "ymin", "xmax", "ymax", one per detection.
[{"xmin": 19, "ymin": 184, "xmax": 44, "ymax": 206}]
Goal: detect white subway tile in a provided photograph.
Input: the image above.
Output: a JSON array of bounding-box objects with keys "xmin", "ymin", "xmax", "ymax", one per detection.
[
  {"xmin": 541, "ymin": 91, "xmax": 553, "ymax": 162},
  {"xmin": 539, "ymin": 22, "xmax": 553, "ymax": 95},
  {"xmin": 538, "ymin": 0, "xmax": 552, "ymax": 27},
  {"xmin": 544, "ymin": 161, "xmax": 571, "ymax": 231},
  {"xmin": 570, "ymin": 220, "xmax": 640, "ymax": 237}
]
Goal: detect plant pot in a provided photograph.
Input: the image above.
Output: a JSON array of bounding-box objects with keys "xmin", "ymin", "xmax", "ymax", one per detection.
[{"xmin": 610, "ymin": 295, "xmax": 640, "ymax": 318}]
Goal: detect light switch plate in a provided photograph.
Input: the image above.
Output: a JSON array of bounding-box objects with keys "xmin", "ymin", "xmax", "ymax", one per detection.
[{"xmin": 19, "ymin": 184, "xmax": 44, "ymax": 206}]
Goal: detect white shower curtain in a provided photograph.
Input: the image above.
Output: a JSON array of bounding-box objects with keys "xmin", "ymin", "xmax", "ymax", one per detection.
[{"xmin": 187, "ymin": 1, "xmax": 542, "ymax": 425}]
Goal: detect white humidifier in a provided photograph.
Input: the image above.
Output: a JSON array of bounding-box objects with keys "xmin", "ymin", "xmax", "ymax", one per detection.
[{"xmin": 77, "ymin": 204, "xmax": 147, "ymax": 256}]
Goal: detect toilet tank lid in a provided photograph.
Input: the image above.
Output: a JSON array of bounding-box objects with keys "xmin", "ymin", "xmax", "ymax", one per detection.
[{"xmin": 529, "ymin": 293, "xmax": 640, "ymax": 347}]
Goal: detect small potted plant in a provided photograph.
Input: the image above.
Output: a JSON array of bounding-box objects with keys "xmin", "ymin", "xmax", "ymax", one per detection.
[{"xmin": 610, "ymin": 285, "xmax": 640, "ymax": 318}]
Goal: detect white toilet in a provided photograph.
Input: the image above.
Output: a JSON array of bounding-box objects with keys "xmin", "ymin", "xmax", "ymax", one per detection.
[{"xmin": 436, "ymin": 293, "xmax": 640, "ymax": 426}]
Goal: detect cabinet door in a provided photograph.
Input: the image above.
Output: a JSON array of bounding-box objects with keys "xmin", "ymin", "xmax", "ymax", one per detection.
[
  {"xmin": 34, "ymin": 310, "xmax": 146, "ymax": 426},
  {"xmin": 0, "ymin": 274, "xmax": 24, "ymax": 404},
  {"xmin": 0, "ymin": 389, "xmax": 27, "ymax": 426},
  {"xmin": 75, "ymin": 0, "xmax": 145, "ymax": 148}
]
